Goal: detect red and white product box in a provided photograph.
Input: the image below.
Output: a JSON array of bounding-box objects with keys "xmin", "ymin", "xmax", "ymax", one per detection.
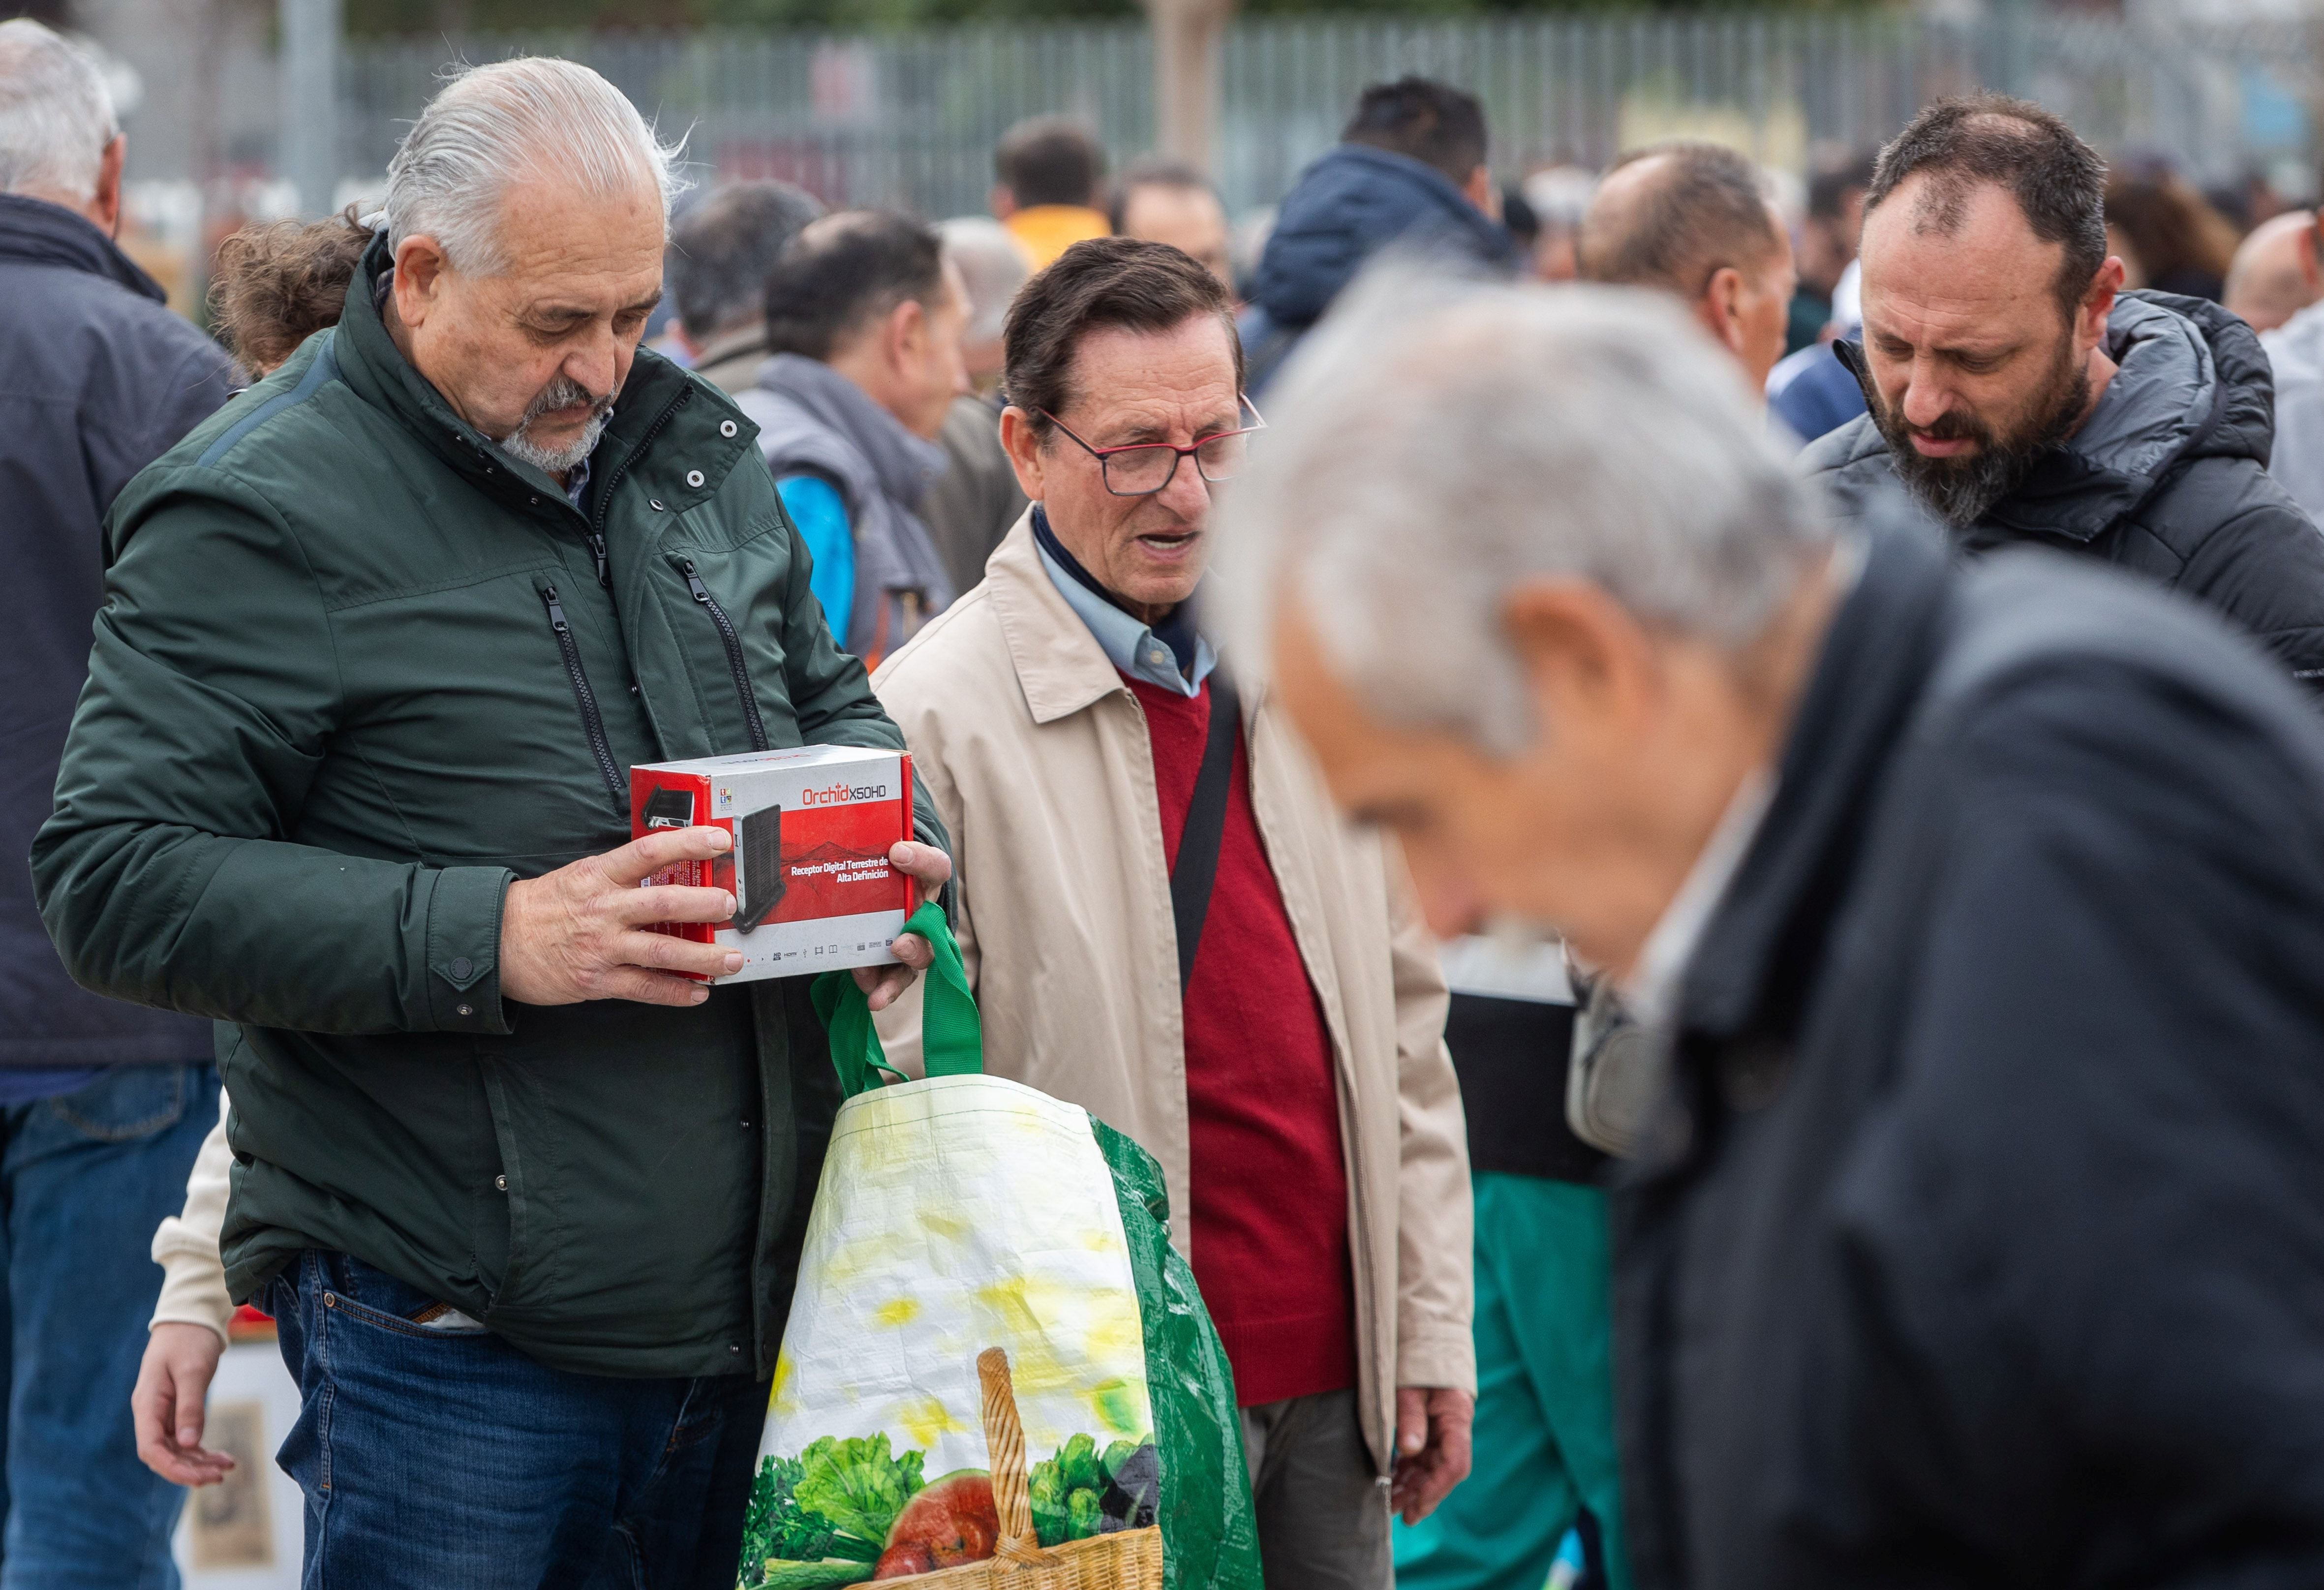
[{"xmin": 630, "ymin": 745, "xmax": 915, "ymax": 983}]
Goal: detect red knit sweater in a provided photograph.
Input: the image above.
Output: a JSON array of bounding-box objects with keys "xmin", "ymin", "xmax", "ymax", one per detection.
[{"xmin": 1127, "ymin": 674, "xmax": 1358, "ymax": 1408}]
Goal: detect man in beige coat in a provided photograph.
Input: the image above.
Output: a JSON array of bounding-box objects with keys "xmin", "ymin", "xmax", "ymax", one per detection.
[{"xmin": 871, "ymin": 237, "xmax": 1473, "ymax": 1590}]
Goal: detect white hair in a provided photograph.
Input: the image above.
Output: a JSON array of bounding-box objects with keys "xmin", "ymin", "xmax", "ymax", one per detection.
[
  {"xmin": 384, "ymin": 56, "xmax": 687, "ymax": 275},
  {"xmin": 0, "ymin": 20, "xmax": 119, "ymax": 203},
  {"xmin": 938, "ymin": 215, "xmax": 1030, "ymax": 346},
  {"xmin": 1211, "ymin": 272, "xmax": 1835, "ymax": 756}
]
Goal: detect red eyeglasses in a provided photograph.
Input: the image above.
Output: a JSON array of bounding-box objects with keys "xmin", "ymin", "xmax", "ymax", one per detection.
[{"xmin": 1039, "ymin": 398, "xmax": 1267, "ymax": 497}]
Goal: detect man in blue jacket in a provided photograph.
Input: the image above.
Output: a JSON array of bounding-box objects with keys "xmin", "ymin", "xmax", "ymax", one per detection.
[
  {"xmin": 0, "ymin": 18, "xmax": 235, "ymax": 1585},
  {"xmin": 1239, "ymin": 77, "xmax": 1516, "ymax": 396}
]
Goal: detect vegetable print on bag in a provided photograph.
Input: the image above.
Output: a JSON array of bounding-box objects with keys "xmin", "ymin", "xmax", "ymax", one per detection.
[{"xmin": 739, "ymin": 905, "xmax": 1261, "ymax": 1590}]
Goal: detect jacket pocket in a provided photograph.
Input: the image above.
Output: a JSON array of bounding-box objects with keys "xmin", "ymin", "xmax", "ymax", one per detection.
[
  {"xmin": 533, "ymin": 577, "xmax": 626, "ymax": 808},
  {"xmin": 673, "ymin": 554, "xmax": 770, "ymax": 750}
]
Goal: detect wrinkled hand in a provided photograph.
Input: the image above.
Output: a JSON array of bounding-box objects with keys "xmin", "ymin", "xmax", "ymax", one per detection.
[
  {"xmin": 501, "ymin": 827, "xmax": 742, "ymax": 1006},
  {"xmin": 133, "ymin": 1323, "xmax": 235, "ymax": 1487},
  {"xmin": 1389, "ymin": 1386, "xmax": 1474, "ymax": 1524},
  {"xmin": 853, "ymin": 841, "xmax": 954, "ymax": 1012}
]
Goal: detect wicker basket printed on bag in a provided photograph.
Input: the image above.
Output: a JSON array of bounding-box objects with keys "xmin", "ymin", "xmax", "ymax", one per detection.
[{"xmin": 888, "ymin": 1349, "xmax": 1163, "ymax": 1590}]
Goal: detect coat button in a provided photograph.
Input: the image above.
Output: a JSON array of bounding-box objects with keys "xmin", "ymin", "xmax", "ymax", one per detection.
[
  {"xmin": 720, "ymin": 420, "xmax": 737, "ymax": 437},
  {"xmin": 450, "ymin": 955, "xmax": 473, "ymax": 979},
  {"xmin": 650, "ymin": 499, "xmax": 666, "ymax": 512},
  {"xmin": 495, "ymin": 1175, "xmax": 508, "ymax": 1192},
  {"xmin": 685, "ymin": 469, "xmax": 705, "ymax": 488}
]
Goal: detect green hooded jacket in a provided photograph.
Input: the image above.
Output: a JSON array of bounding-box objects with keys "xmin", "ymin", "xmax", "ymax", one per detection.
[{"xmin": 31, "ymin": 241, "xmax": 947, "ymax": 1379}]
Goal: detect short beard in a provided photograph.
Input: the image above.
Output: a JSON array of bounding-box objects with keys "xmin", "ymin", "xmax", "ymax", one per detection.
[
  {"xmin": 497, "ymin": 374, "xmax": 615, "ymax": 477},
  {"xmin": 1871, "ymin": 337, "xmax": 2090, "ymax": 530}
]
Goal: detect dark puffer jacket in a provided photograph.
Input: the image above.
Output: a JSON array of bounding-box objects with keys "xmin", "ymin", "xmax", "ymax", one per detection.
[
  {"xmin": 1800, "ymin": 290, "xmax": 2324, "ymax": 686},
  {"xmin": 1238, "ymin": 144, "xmax": 1516, "ymax": 396}
]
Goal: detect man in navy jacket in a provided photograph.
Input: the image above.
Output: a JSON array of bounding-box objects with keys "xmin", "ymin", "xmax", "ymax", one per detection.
[{"xmin": 0, "ymin": 19, "xmax": 234, "ymax": 1582}]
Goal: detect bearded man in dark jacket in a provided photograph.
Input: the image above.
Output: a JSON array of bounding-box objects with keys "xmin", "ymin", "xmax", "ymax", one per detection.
[{"xmin": 1801, "ymin": 93, "xmax": 2324, "ymax": 686}]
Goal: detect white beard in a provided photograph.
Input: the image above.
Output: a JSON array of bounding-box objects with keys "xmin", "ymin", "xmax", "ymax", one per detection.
[{"xmin": 499, "ymin": 404, "xmax": 612, "ymax": 477}]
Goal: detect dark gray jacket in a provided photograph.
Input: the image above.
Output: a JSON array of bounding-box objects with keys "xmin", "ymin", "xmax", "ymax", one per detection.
[
  {"xmin": 1618, "ymin": 503, "xmax": 2324, "ymax": 1589},
  {"xmin": 1801, "ymin": 290, "xmax": 2324, "ymax": 687},
  {"xmin": 0, "ymin": 192, "xmax": 234, "ymax": 1068},
  {"xmin": 736, "ymin": 354, "xmax": 954, "ymax": 665}
]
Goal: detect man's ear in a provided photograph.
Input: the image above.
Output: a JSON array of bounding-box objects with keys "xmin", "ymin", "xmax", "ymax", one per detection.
[
  {"xmin": 2078, "ymin": 255, "xmax": 2126, "ymax": 353},
  {"xmin": 391, "ymin": 235, "xmax": 453, "ymax": 330},
  {"xmin": 1501, "ymin": 579, "xmax": 1658, "ymax": 749},
  {"xmin": 989, "ymin": 184, "xmax": 1019, "ymax": 220},
  {"xmin": 887, "ymin": 296, "xmax": 928, "ymax": 375},
  {"xmin": 1698, "ymin": 266, "xmax": 1747, "ymax": 358},
  {"xmin": 2303, "ymin": 222, "xmax": 2323, "ymax": 295},
  {"xmin": 998, "ymin": 404, "xmax": 1047, "ymax": 501},
  {"xmin": 88, "ymin": 135, "xmax": 125, "ymax": 237}
]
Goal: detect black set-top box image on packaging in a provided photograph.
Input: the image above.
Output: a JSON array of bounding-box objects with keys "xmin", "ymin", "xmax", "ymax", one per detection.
[{"xmin": 630, "ymin": 745, "xmax": 915, "ymax": 983}]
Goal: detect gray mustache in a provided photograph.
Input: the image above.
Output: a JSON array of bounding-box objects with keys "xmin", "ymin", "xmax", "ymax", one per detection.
[{"xmin": 522, "ymin": 375, "xmax": 613, "ymax": 426}]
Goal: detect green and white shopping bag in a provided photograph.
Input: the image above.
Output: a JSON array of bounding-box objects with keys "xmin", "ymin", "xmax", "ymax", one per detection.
[{"xmin": 736, "ymin": 903, "xmax": 1262, "ymax": 1590}]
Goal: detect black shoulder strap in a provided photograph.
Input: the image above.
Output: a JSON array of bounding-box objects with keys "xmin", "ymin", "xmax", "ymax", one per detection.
[{"xmin": 1171, "ymin": 671, "xmax": 1240, "ymax": 994}]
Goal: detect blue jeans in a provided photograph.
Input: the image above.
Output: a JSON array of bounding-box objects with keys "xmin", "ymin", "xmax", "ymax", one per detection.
[
  {"xmin": 0, "ymin": 1062, "xmax": 220, "ymax": 1590},
  {"xmin": 263, "ymin": 1252, "xmax": 765, "ymax": 1589}
]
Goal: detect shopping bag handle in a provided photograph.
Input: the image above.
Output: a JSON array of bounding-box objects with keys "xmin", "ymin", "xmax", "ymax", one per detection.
[{"xmin": 810, "ymin": 901, "xmax": 983, "ymax": 1097}]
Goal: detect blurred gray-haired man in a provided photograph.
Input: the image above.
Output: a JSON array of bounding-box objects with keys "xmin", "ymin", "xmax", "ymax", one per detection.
[
  {"xmin": 0, "ymin": 19, "xmax": 234, "ymax": 1584},
  {"xmin": 1220, "ymin": 276, "xmax": 2324, "ymax": 1589}
]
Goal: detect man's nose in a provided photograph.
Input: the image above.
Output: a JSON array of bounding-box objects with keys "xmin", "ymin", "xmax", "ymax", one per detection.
[
  {"xmin": 1412, "ymin": 860, "xmax": 1483, "ymax": 941},
  {"xmin": 1899, "ymin": 355, "xmax": 1955, "ymax": 430},
  {"xmin": 1157, "ymin": 452, "xmax": 1213, "ymax": 524},
  {"xmin": 565, "ymin": 336, "xmax": 619, "ymax": 404}
]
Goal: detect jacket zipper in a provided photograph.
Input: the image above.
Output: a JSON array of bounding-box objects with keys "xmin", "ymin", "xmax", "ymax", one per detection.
[
  {"xmin": 582, "ymin": 384, "xmax": 695, "ymax": 588},
  {"xmin": 540, "ymin": 585, "xmax": 626, "ymax": 806},
  {"xmin": 680, "ymin": 557, "xmax": 770, "ymax": 752}
]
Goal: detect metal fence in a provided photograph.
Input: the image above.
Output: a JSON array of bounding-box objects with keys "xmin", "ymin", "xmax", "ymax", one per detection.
[{"xmin": 205, "ymin": 10, "xmax": 2324, "ymax": 218}]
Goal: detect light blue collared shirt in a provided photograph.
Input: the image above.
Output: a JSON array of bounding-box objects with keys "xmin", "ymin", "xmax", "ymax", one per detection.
[{"xmin": 1035, "ymin": 532, "xmax": 1217, "ymax": 698}]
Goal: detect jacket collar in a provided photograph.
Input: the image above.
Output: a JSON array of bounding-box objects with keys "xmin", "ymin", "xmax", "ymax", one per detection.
[
  {"xmin": 1677, "ymin": 499, "xmax": 1955, "ymax": 1046},
  {"xmin": 754, "ymin": 353, "xmax": 946, "ymax": 511},
  {"xmin": 0, "ymin": 192, "xmax": 165, "ymax": 302},
  {"xmin": 984, "ymin": 509, "xmax": 1143, "ymax": 724}
]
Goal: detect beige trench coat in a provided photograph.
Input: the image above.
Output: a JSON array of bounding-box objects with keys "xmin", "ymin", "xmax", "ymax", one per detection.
[{"xmin": 871, "ymin": 513, "xmax": 1474, "ymax": 1475}]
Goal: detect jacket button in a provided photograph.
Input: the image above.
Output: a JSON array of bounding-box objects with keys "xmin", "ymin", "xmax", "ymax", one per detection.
[
  {"xmin": 720, "ymin": 420, "xmax": 738, "ymax": 437},
  {"xmin": 650, "ymin": 499, "xmax": 666, "ymax": 512},
  {"xmin": 450, "ymin": 956, "xmax": 473, "ymax": 979},
  {"xmin": 730, "ymin": 1344, "xmax": 742, "ymax": 1354},
  {"xmin": 529, "ymin": 495, "xmax": 540, "ymax": 506},
  {"xmin": 495, "ymin": 1175, "xmax": 508, "ymax": 1191},
  {"xmin": 457, "ymin": 1003, "xmax": 474, "ymax": 1017},
  {"xmin": 685, "ymin": 469, "xmax": 705, "ymax": 488}
]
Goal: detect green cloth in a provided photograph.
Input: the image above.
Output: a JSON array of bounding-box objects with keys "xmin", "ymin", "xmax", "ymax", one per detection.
[
  {"xmin": 1393, "ymin": 1173, "xmax": 1629, "ymax": 1590},
  {"xmin": 31, "ymin": 233, "xmax": 945, "ymax": 1380}
]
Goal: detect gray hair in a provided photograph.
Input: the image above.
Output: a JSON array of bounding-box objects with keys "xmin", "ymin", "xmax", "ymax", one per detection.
[
  {"xmin": 1212, "ymin": 274, "xmax": 1834, "ymax": 756},
  {"xmin": 667, "ymin": 179, "xmax": 825, "ymax": 342},
  {"xmin": 384, "ymin": 56, "xmax": 687, "ymax": 275},
  {"xmin": 0, "ymin": 20, "xmax": 119, "ymax": 202},
  {"xmin": 938, "ymin": 215, "xmax": 1030, "ymax": 347}
]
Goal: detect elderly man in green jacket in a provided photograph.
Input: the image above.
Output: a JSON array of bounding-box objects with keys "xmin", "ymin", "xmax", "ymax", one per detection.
[{"xmin": 31, "ymin": 58, "xmax": 948, "ymax": 1587}]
